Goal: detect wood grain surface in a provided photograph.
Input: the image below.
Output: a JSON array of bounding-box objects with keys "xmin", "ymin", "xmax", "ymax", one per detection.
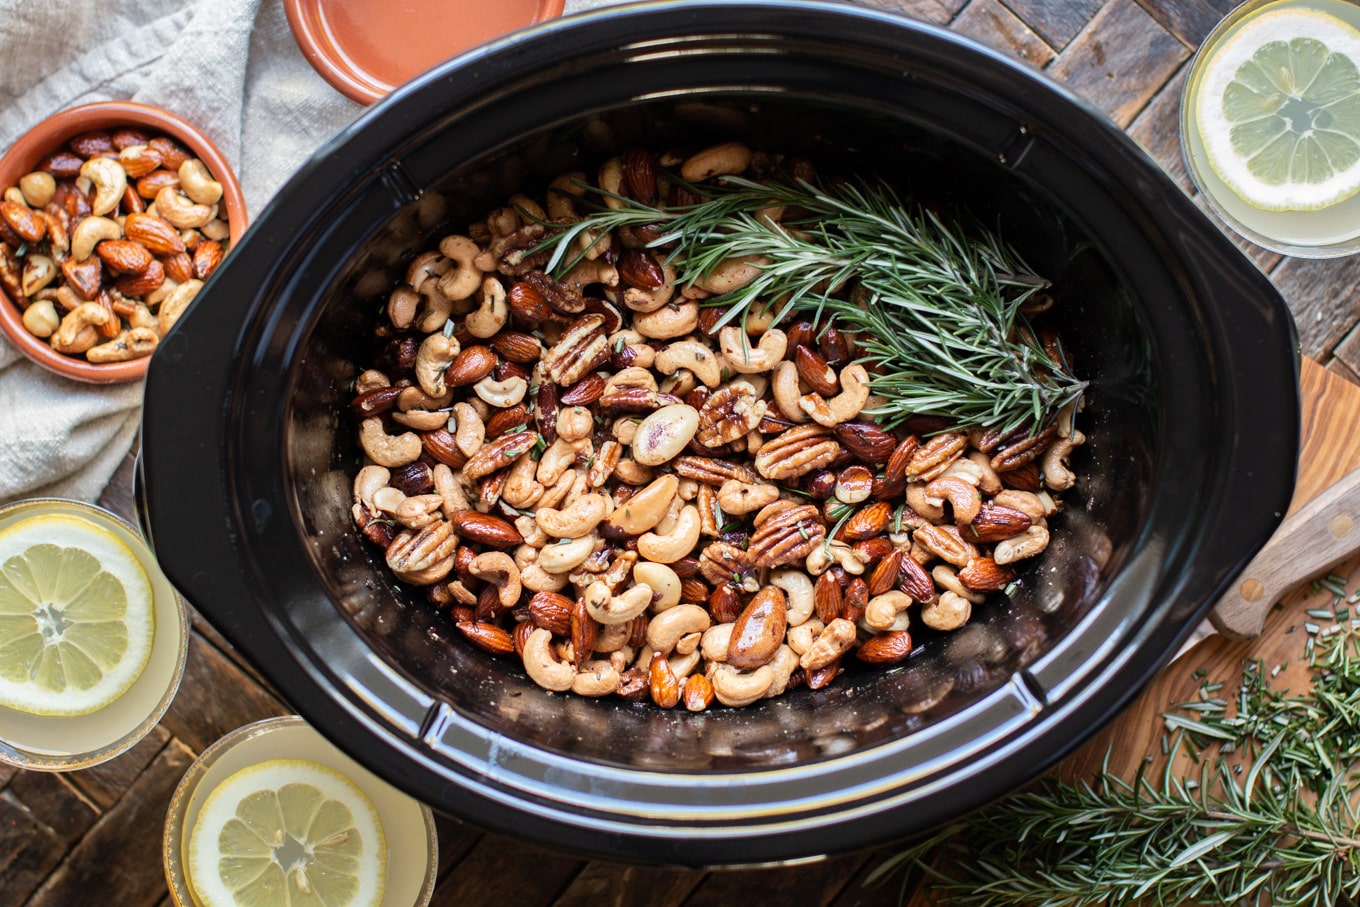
[{"xmin": 5, "ymin": 2, "xmax": 1360, "ymax": 906}]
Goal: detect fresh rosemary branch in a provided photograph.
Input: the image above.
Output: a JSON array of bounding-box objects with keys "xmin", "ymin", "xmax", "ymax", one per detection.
[
  {"xmin": 539, "ymin": 175, "xmax": 1086, "ymax": 435},
  {"xmin": 868, "ymin": 609, "xmax": 1360, "ymax": 907}
]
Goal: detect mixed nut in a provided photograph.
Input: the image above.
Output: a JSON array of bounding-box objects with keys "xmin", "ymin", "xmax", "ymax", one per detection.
[
  {"xmin": 0, "ymin": 127, "xmax": 231, "ymax": 363},
  {"xmin": 349, "ymin": 143, "xmax": 1084, "ymax": 709}
]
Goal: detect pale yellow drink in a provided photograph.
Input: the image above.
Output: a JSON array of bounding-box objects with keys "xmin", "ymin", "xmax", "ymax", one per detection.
[
  {"xmin": 1181, "ymin": 0, "xmax": 1360, "ymax": 256},
  {"xmin": 0, "ymin": 498, "xmax": 188, "ymax": 770}
]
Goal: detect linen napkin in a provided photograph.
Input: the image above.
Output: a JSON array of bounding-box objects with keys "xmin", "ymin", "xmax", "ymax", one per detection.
[{"xmin": 0, "ymin": 0, "xmax": 625, "ymax": 506}]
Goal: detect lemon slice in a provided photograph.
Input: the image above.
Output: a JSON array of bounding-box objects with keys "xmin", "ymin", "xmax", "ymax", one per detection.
[
  {"xmin": 187, "ymin": 758, "xmax": 387, "ymax": 907},
  {"xmin": 1195, "ymin": 7, "xmax": 1360, "ymax": 211},
  {"xmin": 0, "ymin": 513, "xmax": 154, "ymax": 716}
]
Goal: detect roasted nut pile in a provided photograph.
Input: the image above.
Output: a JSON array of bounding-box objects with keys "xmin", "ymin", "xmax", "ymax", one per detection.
[
  {"xmin": 0, "ymin": 128, "xmax": 231, "ymax": 363},
  {"xmin": 349, "ymin": 143, "xmax": 1085, "ymax": 709}
]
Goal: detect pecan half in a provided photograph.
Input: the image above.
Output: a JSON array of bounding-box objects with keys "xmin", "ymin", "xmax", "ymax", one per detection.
[
  {"xmin": 672, "ymin": 455, "xmax": 759, "ymax": 486},
  {"xmin": 543, "ymin": 314, "xmax": 608, "ymax": 386},
  {"xmin": 906, "ymin": 431, "xmax": 968, "ymax": 480},
  {"xmin": 698, "ymin": 541, "xmax": 757, "ymax": 589},
  {"xmin": 697, "ymin": 383, "xmax": 766, "ymax": 448},
  {"xmin": 990, "ymin": 422, "xmax": 1060, "ymax": 472},
  {"xmin": 753, "ymin": 423, "xmax": 840, "ymax": 481},
  {"xmin": 748, "ymin": 504, "xmax": 826, "ymax": 568}
]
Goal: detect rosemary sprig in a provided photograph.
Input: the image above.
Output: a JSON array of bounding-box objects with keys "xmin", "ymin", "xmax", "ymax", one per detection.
[
  {"xmin": 539, "ymin": 175, "xmax": 1086, "ymax": 435},
  {"xmin": 868, "ymin": 616, "xmax": 1360, "ymax": 907}
]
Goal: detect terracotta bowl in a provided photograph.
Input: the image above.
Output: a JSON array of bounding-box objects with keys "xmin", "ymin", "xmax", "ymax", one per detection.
[{"xmin": 0, "ymin": 101, "xmax": 247, "ymax": 384}]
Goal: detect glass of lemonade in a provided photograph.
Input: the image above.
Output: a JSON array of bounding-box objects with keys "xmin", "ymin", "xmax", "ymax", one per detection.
[
  {"xmin": 0, "ymin": 498, "xmax": 188, "ymax": 771},
  {"xmin": 163, "ymin": 715, "xmax": 438, "ymax": 907},
  {"xmin": 1181, "ymin": 0, "xmax": 1360, "ymax": 257}
]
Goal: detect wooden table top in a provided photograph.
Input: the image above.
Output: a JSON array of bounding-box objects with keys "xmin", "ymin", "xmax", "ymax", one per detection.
[{"xmin": 6, "ymin": 2, "xmax": 1360, "ymax": 906}]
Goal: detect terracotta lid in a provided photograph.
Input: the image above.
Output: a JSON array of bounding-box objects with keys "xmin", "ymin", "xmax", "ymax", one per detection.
[{"xmin": 284, "ymin": 0, "xmax": 567, "ymax": 105}]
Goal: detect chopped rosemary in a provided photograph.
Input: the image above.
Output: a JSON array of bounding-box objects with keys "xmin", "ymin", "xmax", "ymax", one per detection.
[{"xmin": 539, "ymin": 174, "xmax": 1086, "ymax": 435}]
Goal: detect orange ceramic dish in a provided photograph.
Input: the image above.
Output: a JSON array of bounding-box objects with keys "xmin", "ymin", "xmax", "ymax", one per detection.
[
  {"xmin": 284, "ymin": 0, "xmax": 566, "ymax": 105},
  {"xmin": 0, "ymin": 101, "xmax": 247, "ymax": 384}
]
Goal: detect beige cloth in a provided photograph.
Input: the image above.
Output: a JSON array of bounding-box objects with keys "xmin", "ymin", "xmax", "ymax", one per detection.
[{"xmin": 0, "ymin": 0, "xmax": 624, "ymax": 505}]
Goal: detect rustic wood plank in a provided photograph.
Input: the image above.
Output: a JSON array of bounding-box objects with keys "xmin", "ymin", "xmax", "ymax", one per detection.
[
  {"xmin": 6, "ymin": 771, "xmax": 99, "ymax": 847},
  {"xmin": 430, "ymin": 835, "xmax": 584, "ymax": 907},
  {"xmin": 157, "ymin": 632, "xmax": 289, "ymax": 755},
  {"xmin": 1126, "ymin": 65, "xmax": 1192, "ymax": 192},
  {"xmin": 679, "ymin": 854, "xmax": 864, "ymax": 907},
  {"xmin": 997, "ymin": 0, "xmax": 1103, "ymax": 48},
  {"xmin": 433, "ymin": 814, "xmax": 484, "ymax": 878},
  {"xmin": 826, "ymin": 854, "xmax": 919, "ymax": 906},
  {"xmin": 0, "ymin": 790, "xmax": 67, "ymax": 906},
  {"xmin": 1134, "ymin": 0, "xmax": 1236, "ymax": 46},
  {"xmin": 1327, "ymin": 314, "xmax": 1360, "ymax": 383},
  {"xmin": 855, "ymin": 0, "xmax": 960, "ymax": 26},
  {"xmin": 65, "ymin": 725, "xmax": 170, "ymax": 810},
  {"xmin": 25, "ymin": 739, "xmax": 194, "ymax": 907},
  {"xmin": 0, "ymin": 761, "xmax": 15, "ymax": 790},
  {"xmin": 1269, "ymin": 253, "xmax": 1360, "ymax": 362},
  {"xmin": 952, "ymin": 0, "xmax": 1056, "ymax": 68},
  {"xmin": 1046, "ymin": 0, "xmax": 1190, "ymax": 128},
  {"xmin": 549, "ymin": 861, "xmax": 703, "ymax": 907},
  {"xmin": 1328, "ymin": 355, "xmax": 1360, "ymax": 388}
]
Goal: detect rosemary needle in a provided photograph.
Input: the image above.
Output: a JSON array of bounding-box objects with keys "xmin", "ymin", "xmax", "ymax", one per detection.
[{"xmin": 538, "ymin": 175, "xmax": 1086, "ymax": 435}]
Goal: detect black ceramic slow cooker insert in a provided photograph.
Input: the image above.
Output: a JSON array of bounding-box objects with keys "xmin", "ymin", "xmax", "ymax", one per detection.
[{"xmin": 138, "ymin": 0, "xmax": 1299, "ymax": 866}]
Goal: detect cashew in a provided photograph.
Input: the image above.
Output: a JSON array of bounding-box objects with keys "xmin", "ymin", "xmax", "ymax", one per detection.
[
  {"xmin": 769, "ymin": 569, "xmax": 815, "ymax": 627},
  {"xmin": 547, "ymin": 171, "xmax": 586, "ymax": 220},
  {"xmin": 633, "ymin": 299, "xmax": 698, "ymax": 339},
  {"xmin": 992, "ymin": 490, "xmax": 1047, "ymax": 522},
  {"xmin": 925, "ymin": 475, "xmax": 982, "ymax": 525},
  {"xmin": 433, "ymin": 463, "xmax": 473, "ymax": 520},
  {"xmin": 538, "ymin": 469, "xmax": 578, "ymax": 511},
  {"xmin": 634, "ymin": 561, "xmax": 681, "ymax": 611},
  {"xmin": 716, "ymin": 480, "xmax": 779, "ymax": 516},
  {"xmin": 178, "ymin": 158, "xmax": 223, "ymax": 206},
  {"xmin": 406, "ymin": 250, "xmax": 450, "ymax": 296},
  {"xmin": 646, "ymin": 603, "xmax": 711, "ymax": 653},
  {"xmin": 680, "ymin": 142, "xmax": 752, "ymax": 183},
  {"xmin": 771, "ymin": 361, "xmax": 810, "ymax": 423},
  {"xmin": 537, "ymin": 437, "xmax": 581, "ymax": 485},
  {"xmin": 371, "ymin": 486, "xmax": 406, "ymax": 513},
  {"xmin": 572, "ymin": 661, "xmax": 621, "ymax": 697},
  {"xmin": 637, "ymin": 504, "xmax": 701, "ymax": 563},
  {"xmin": 70, "ymin": 215, "xmax": 122, "ymax": 262},
  {"xmin": 994, "ymin": 524, "xmax": 1051, "ymax": 564},
  {"xmin": 864, "ymin": 591, "xmax": 913, "ymax": 632},
  {"xmin": 387, "ymin": 287, "xmax": 420, "ymax": 329},
  {"xmin": 614, "ymin": 458, "xmax": 653, "ymax": 485},
  {"xmin": 710, "ymin": 663, "xmax": 774, "ymax": 707},
  {"xmin": 764, "ymin": 645, "xmax": 800, "ymax": 698},
  {"xmin": 922, "ymin": 590, "xmax": 972, "ymax": 631},
  {"xmin": 595, "ymin": 622, "xmax": 632, "ymax": 654},
  {"xmin": 449, "ymin": 402, "xmax": 485, "ymax": 458},
  {"xmin": 437, "ymin": 235, "xmax": 484, "ymax": 301},
  {"xmin": 155, "ymin": 185, "xmax": 215, "ymax": 229},
  {"xmin": 932, "ymin": 564, "xmax": 985, "ymax": 605},
  {"xmin": 966, "ymin": 451, "xmax": 1004, "ymax": 495},
  {"xmin": 86, "ymin": 327, "xmax": 158, "ymax": 363},
  {"xmin": 701, "ymin": 623, "xmax": 734, "ymax": 662},
  {"xmin": 1041, "ymin": 430, "xmax": 1085, "ymax": 492},
  {"xmin": 906, "ymin": 481, "xmax": 947, "ymax": 523},
  {"xmin": 79, "ymin": 157, "xmax": 127, "ymax": 217},
  {"xmin": 22, "ymin": 299, "xmax": 59, "ymax": 338},
  {"xmin": 469, "ymin": 551, "xmax": 522, "ymax": 608},
  {"xmin": 473, "ymin": 374, "xmax": 527, "ymax": 408},
  {"xmin": 800, "ymin": 618, "xmax": 857, "ymax": 671},
  {"xmin": 522, "ymin": 627, "xmax": 574, "ymax": 691},
  {"xmin": 670, "ymin": 647, "xmax": 701, "ymax": 679},
  {"xmin": 536, "ymin": 493, "xmax": 610, "ymax": 538},
  {"xmin": 719, "ymin": 326, "xmax": 787, "ymax": 374},
  {"xmin": 359, "ymin": 417, "xmax": 421, "ymax": 467},
  {"xmin": 18, "ymin": 172, "xmax": 55, "ymax": 209},
  {"xmin": 415, "ymin": 332, "xmax": 460, "ymax": 398},
  {"xmin": 562, "ymin": 257, "xmax": 619, "ymax": 294},
  {"xmin": 556, "ymin": 406, "xmax": 594, "ymax": 443},
  {"xmin": 157, "ymin": 279, "xmax": 204, "ymax": 334},
  {"xmin": 801, "ymin": 363, "xmax": 870, "ymax": 427},
  {"xmin": 786, "ymin": 618, "xmax": 825, "ymax": 656},
  {"xmin": 604, "ymin": 474, "xmax": 677, "ymax": 535},
  {"xmin": 393, "ymin": 494, "xmax": 443, "ymax": 529},
  {"xmin": 584, "ymin": 580, "xmax": 653, "ymax": 625},
  {"xmin": 597, "ymin": 156, "xmax": 627, "ymax": 210},
  {"xmin": 353, "ymin": 465, "xmax": 391, "ymax": 508},
  {"xmin": 390, "ymin": 409, "xmax": 446, "ymax": 431},
  {"xmin": 655, "ymin": 340, "xmax": 723, "ymax": 388},
  {"xmin": 521, "ymin": 560, "xmax": 569, "ymax": 593},
  {"xmin": 805, "ymin": 540, "xmax": 866, "ymax": 576},
  {"xmin": 537, "ymin": 535, "xmax": 596, "ymax": 574},
  {"xmin": 51, "ymin": 302, "xmax": 111, "ymax": 354},
  {"xmin": 502, "ymin": 452, "xmax": 544, "ymax": 509},
  {"xmin": 465, "ymin": 277, "xmax": 508, "ymax": 338},
  {"xmin": 622, "ymin": 261, "xmax": 676, "ymax": 312}
]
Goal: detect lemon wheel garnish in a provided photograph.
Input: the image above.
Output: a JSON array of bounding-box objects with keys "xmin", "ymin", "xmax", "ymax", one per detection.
[
  {"xmin": 0, "ymin": 513, "xmax": 154, "ymax": 717},
  {"xmin": 187, "ymin": 758, "xmax": 387, "ymax": 907},
  {"xmin": 1195, "ymin": 7, "xmax": 1360, "ymax": 211}
]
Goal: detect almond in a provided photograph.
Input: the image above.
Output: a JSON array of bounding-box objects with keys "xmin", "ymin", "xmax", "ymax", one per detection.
[
  {"xmin": 161, "ymin": 250, "xmax": 194, "ymax": 284},
  {"xmin": 506, "ymin": 280, "xmax": 552, "ymax": 322},
  {"xmin": 528, "ymin": 590, "xmax": 573, "ymax": 635},
  {"xmin": 841, "ymin": 501, "xmax": 892, "ymax": 541},
  {"xmin": 560, "ymin": 373, "xmax": 606, "ymax": 406},
  {"xmin": 897, "ymin": 555, "xmax": 936, "ymax": 602},
  {"xmin": 445, "ymin": 345, "xmax": 497, "ymax": 387},
  {"xmin": 814, "ymin": 571, "xmax": 843, "ymax": 623},
  {"xmin": 856, "ymin": 629, "xmax": 913, "ymax": 664},
  {"xmin": 807, "ymin": 659, "xmax": 840, "ymax": 690},
  {"xmin": 39, "ymin": 150, "xmax": 84, "ymax": 179},
  {"xmin": 96, "ymin": 239, "xmax": 153, "ymax": 273},
  {"xmin": 967, "ymin": 503, "xmax": 1033, "ymax": 543},
  {"xmin": 682, "ymin": 672, "xmax": 714, "ymax": 711},
  {"xmin": 832, "ymin": 420, "xmax": 897, "ymax": 465},
  {"xmin": 708, "ymin": 582, "xmax": 742, "ymax": 622},
  {"xmin": 456, "ymin": 620, "xmax": 515, "ymax": 656},
  {"xmin": 621, "ymin": 148, "xmax": 658, "ymax": 205},
  {"xmin": 570, "ymin": 597, "xmax": 597, "ymax": 670},
  {"xmin": 843, "ymin": 577, "xmax": 869, "ymax": 623},
  {"xmin": 489, "ymin": 330, "xmax": 543, "ymax": 363},
  {"xmin": 0, "ymin": 201, "xmax": 46, "ymax": 243},
  {"xmin": 958, "ymin": 557, "xmax": 1017, "ymax": 592},
  {"xmin": 69, "ymin": 130, "xmax": 114, "ymax": 157},
  {"xmin": 794, "ymin": 344, "xmax": 839, "ymax": 396},
  {"xmin": 868, "ymin": 549, "xmax": 905, "ymax": 596},
  {"xmin": 148, "ymin": 136, "xmax": 192, "ymax": 170},
  {"xmin": 111, "ymin": 128, "xmax": 151, "ymax": 151},
  {"xmin": 118, "ymin": 144, "xmax": 163, "ymax": 178},
  {"xmin": 617, "ymin": 249, "xmax": 664, "ymax": 290},
  {"xmin": 114, "ymin": 258, "xmax": 165, "ymax": 297},
  {"xmin": 125, "ymin": 212, "xmax": 185, "ymax": 254},
  {"xmin": 135, "ymin": 168, "xmax": 180, "ymax": 200},
  {"xmin": 648, "ymin": 651, "xmax": 681, "ymax": 708},
  {"xmin": 451, "ymin": 510, "xmax": 524, "ymax": 547},
  {"xmin": 192, "ymin": 239, "xmax": 225, "ymax": 279},
  {"xmin": 680, "ymin": 578, "xmax": 710, "ymax": 604},
  {"xmin": 483, "ymin": 404, "xmax": 529, "ymax": 439}
]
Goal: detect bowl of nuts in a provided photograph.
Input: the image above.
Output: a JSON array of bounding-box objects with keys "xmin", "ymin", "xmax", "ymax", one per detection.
[
  {"xmin": 138, "ymin": 0, "xmax": 1298, "ymax": 866},
  {"xmin": 0, "ymin": 100, "xmax": 246, "ymax": 383}
]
